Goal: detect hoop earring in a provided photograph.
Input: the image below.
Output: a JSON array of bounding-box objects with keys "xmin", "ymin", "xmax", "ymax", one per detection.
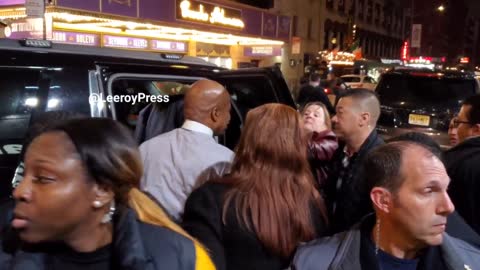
[{"xmin": 101, "ymin": 200, "xmax": 116, "ymax": 224}]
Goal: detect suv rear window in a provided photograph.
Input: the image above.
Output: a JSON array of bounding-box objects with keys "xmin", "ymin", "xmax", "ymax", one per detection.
[
  {"xmin": 342, "ymin": 77, "xmax": 361, "ymax": 83},
  {"xmin": 377, "ymin": 74, "xmax": 477, "ymax": 107}
]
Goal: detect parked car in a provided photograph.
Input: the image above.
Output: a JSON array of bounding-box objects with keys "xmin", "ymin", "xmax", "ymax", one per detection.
[
  {"xmin": 0, "ymin": 38, "xmax": 295, "ymax": 200},
  {"xmin": 376, "ymin": 69, "xmax": 480, "ymax": 149},
  {"xmin": 340, "ymin": 74, "xmax": 377, "ymax": 91}
]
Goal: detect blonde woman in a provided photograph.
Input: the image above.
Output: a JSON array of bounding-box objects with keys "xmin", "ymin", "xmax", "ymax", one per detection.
[{"xmin": 302, "ymin": 102, "xmax": 338, "ymax": 192}]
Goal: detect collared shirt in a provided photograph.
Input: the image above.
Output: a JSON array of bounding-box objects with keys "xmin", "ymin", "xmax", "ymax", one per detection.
[
  {"xmin": 140, "ymin": 124, "xmax": 234, "ymax": 221},
  {"xmin": 182, "ymin": 120, "xmax": 214, "ymax": 137}
]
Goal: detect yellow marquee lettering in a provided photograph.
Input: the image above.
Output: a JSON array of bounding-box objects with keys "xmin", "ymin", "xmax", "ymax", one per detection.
[{"xmin": 179, "ymin": 0, "xmax": 245, "ymax": 29}]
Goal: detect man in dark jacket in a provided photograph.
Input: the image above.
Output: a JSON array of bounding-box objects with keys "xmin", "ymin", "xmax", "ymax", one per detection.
[
  {"xmin": 297, "ymin": 73, "xmax": 334, "ymax": 114},
  {"xmin": 325, "ymin": 89, "xmax": 384, "ymax": 234},
  {"xmin": 444, "ymin": 94, "xmax": 480, "ymax": 234},
  {"xmin": 291, "ymin": 142, "xmax": 480, "ymax": 270}
]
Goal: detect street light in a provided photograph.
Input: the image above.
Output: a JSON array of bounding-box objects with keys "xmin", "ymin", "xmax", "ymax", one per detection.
[{"xmin": 437, "ymin": 5, "xmax": 445, "ymax": 12}]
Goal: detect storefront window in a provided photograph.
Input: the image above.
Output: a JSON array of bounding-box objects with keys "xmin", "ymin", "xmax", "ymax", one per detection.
[
  {"xmin": 358, "ymin": 0, "xmax": 365, "ymax": 20},
  {"xmin": 338, "ymin": 0, "xmax": 345, "ymax": 14},
  {"xmin": 198, "ymin": 57, "xmax": 233, "ymax": 69},
  {"xmin": 366, "ymin": 0, "xmax": 373, "ymax": 24},
  {"xmin": 374, "ymin": 3, "xmax": 381, "ymax": 25}
]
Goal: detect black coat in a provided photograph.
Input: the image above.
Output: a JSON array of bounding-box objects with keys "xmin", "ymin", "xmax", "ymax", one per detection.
[
  {"xmin": 0, "ymin": 207, "xmax": 201, "ymax": 270},
  {"xmin": 324, "ymin": 130, "xmax": 384, "ymax": 234},
  {"xmin": 183, "ymin": 182, "xmax": 328, "ymax": 270},
  {"xmin": 444, "ymin": 136, "xmax": 480, "ymax": 235}
]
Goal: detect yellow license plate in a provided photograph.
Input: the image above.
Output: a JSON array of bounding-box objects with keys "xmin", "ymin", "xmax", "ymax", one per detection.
[{"xmin": 408, "ymin": 114, "xmax": 430, "ymax": 126}]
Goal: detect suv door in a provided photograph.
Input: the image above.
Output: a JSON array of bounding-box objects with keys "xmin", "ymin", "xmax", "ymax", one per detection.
[
  {"xmin": 215, "ymin": 66, "xmax": 295, "ymax": 116},
  {"xmin": 96, "ymin": 63, "xmax": 209, "ymax": 135},
  {"xmin": 0, "ymin": 65, "xmax": 92, "ymax": 200},
  {"xmin": 214, "ymin": 66, "xmax": 295, "ymax": 149},
  {"xmin": 99, "ymin": 64, "xmax": 295, "ymax": 150}
]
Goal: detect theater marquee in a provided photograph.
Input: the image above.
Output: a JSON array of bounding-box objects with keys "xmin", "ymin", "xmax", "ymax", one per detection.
[{"xmin": 176, "ymin": 0, "xmax": 245, "ymax": 29}]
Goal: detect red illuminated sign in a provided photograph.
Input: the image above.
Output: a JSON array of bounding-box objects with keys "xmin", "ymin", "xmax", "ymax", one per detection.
[
  {"xmin": 401, "ymin": 41, "xmax": 409, "ymax": 61},
  {"xmin": 410, "ymin": 56, "xmax": 432, "ymax": 62},
  {"xmin": 460, "ymin": 57, "xmax": 470, "ymax": 64}
]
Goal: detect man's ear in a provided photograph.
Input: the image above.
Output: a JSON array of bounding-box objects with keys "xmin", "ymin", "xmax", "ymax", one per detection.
[
  {"xmin": 359, "ymin": 111, "xmax": 371, "ymax": 127},
  {"xmin": 91, "ymin": 183, "xmax": 114, "ymax": 209},
  {"xmin": 211, "ymin": 106, "xmax": 220, "ymax": 122},
  {"xmin": 370, "ymin": 187, "xmax": 393, "ymax": 213}
]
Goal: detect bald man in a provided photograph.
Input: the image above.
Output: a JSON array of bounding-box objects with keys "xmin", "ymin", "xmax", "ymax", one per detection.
[
  {"xmin": 326, "ymin": 89, "xmax": 384, "ymax": 233},
  {"xmin": 140, "ymin": 79, "xmax": 234, "ymax": 221}
]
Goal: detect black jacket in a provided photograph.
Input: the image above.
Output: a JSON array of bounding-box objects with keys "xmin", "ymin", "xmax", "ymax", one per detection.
[
  {"xmin": 444, "ymin": 136, "xmax": 480, "ymax": 234},
  {"xmin": 134, "ymin": 98, "xmax": 185, "ymax": 144},
  {"xmin": 324, "ymin": 130, "xmax": 384, "ymax": 234},
  {"xmin": 183, "ymin": 182, "xmax": 328, "ymax": 270},
  {"xmin": 0, "ymin": 207, "xmax": 205, "ymax": 270}
]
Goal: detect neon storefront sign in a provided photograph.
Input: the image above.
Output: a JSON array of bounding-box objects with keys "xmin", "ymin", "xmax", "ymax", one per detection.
[{"xmin": 177, "ymin": 0, "xmax": 245, "ymax": 29}]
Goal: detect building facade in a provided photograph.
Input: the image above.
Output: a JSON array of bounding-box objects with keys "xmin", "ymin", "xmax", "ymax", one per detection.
[
  {"xmin": 320, "ymin": 0, "xmax": 406, "ymax": 59},
  {"xmin": 0, "ymin": 0, "xmax": 290, "ymax": 70},
  {"xmin": 272, "ymin": 0, "xmax": 323, "ymax": 91},
  {"xmin": 408, "ymin": 0, "xmax": 480, "ymax": 67}
]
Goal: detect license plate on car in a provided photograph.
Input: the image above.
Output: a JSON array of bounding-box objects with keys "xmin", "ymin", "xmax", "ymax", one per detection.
[{"xmin": 408, "ymin": 114, "xmax": 430, "ymax": 126}]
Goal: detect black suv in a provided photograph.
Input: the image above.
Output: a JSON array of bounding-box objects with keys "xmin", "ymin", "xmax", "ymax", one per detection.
[
  {"xmin": 376, "ymin": 69, "xmax": 480, "ymax": 148},
  {"xmin": 0, "ymin": 38, "xmax": 295, "ymax": 200}
]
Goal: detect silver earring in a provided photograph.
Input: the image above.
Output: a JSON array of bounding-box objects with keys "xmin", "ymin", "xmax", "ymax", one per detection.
[
  {"xmin": 93, "ymin": 200, "xmax": 102, "ymax": 208},
  {"xmin": 101, "ymin": 201, "xmax": 116, "ymax": 224}
]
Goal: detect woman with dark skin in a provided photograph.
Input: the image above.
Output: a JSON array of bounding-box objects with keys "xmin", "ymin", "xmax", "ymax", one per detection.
[{"xmin": 1, "ymin": 118, "xmax": 214, "ymax": 270}]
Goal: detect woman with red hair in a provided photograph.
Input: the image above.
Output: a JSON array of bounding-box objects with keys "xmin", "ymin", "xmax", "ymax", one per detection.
[{"xmin": 183, "ymin": 103, "xmax": 328, "ymax": 270}]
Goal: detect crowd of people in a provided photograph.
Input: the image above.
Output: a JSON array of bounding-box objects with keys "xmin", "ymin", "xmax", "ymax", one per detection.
[{"xmin": 1, "ymin": 78, "xmax": 480, "ymax": 270}]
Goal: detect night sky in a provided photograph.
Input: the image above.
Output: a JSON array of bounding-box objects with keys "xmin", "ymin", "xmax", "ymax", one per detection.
[{"xmin": 466, "ymin": 0, "xmax": 480, "ymax": 12}]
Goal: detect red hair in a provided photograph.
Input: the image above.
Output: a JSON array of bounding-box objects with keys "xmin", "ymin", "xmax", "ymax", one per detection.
[{"xmin": 221, "ymin": 103, "xmax": 328, "ymax": 257}]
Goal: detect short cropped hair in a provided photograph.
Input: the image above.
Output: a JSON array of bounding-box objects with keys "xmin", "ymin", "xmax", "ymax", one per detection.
[
  {"xmin": 364, "ymin": 141, "xmax": 435, "ymax": 194},
  {"xmin": 340, "ymin": 89, "xmax": 380, "ymax": 125},
  {"xmin": 387, "ymin": 132, "xmax": 442, "ymax": 159},
  {"xmin": 463, "ymin": 95, "xmax": 480, "ymax": 124}
]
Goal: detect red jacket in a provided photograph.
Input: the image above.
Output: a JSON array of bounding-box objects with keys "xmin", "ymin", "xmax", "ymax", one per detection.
[{"xmin": 307, "ymin": 130, "xmax": 338, "ymax": 190}]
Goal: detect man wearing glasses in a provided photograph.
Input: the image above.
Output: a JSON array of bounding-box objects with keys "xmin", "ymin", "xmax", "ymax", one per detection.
[{"xmin": 444, "ymin": 94, "xmax": 480, "ymax": 235}]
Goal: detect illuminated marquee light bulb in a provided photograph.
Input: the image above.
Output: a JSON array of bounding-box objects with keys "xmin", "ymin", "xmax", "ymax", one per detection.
[
  {"xmin": 180, "ymin": 0, "xmax": 209, "ymax": 22},
  {"xmin": 210, "ymin": 7, "xmax": 245, "ymax": 28}
]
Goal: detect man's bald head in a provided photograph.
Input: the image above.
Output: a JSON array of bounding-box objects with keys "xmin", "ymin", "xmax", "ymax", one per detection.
[
  {"xmin": 341, "ymin": 89, "xmax": 380, "ymax": 126},
  {"xmin": 184, "ymin": 79, "xmax": 231, "ymax": 135}
]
